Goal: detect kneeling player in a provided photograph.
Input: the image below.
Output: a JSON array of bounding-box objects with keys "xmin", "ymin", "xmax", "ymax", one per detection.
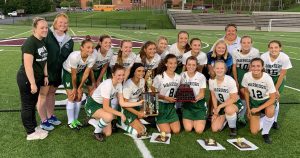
[
  {"xmin": 242, "ymin": 58, "xmax": 276, "ymax": 144},
  {"xmin": 209, "ymin": 61, "xmax": 243, "ymax": 137}
]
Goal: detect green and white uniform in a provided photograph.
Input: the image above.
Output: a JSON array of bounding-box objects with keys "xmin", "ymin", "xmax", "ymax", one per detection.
[
  {"xmin": 232, "ymin": 47, "xmax": 260, "ymax": 87},
  {"xmin": 153, "ymin": 72, "xmax": 181, "ymax": 124},
  {"xmin": 109, "ymin": 52, "xmax": 136, "ymax": 69},
  {"xmin": 242, "ymin": 72, "xmax": 276, "ymax": 109},
  {"xmin": 135, "ymin": 53, "xmax": 161, "ymax": 70},
  {"xmin": 85, "ymin": 79, "xmax": 123, "ymax": 117},
  {"xmin": 86, "ymin": 48, "xmax": 114, "ymax": 85},
  {"xmin": 121, "ymin": 78, "xmax": 145, "ymax": 125},
  {"xmin": 182, "ymin": 51, "xmax": 207, "ymax": 66},
  {"xmin": 62, "ymin": 51, "xmax": 96, "ymax": 89},
  {"xmin": 181, "ymin": 72, "xmax": 207, "ymax": 120},
  {"xmin": 209, "ymin": 75, "xmax": 243, "ymax": 115},
  {"xmin": 261, "ymin": 52, "xmax": 292, "ymax": 93},
  {"xmin": 169, "ymin": 43, "xmax": 185, "ymax": 74}
]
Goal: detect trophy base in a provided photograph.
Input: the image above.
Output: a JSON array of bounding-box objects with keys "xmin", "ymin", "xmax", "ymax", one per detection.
[{"xmin": 145, "ymin": 112, "xmax": 159, "ymax": 117}]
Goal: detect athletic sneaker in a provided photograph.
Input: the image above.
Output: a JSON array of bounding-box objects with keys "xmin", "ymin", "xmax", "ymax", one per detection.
[
  {"xmin": 48, "ymin": 115, "xmax": 61, "ymax": 126},
  {"xmin": 93, "ymin": 133, "xmax": 105, "ymax": 142},
  {"xmin": 74, "ymin": 120, "xmax": 83, "ymax": 127},
  {"xmin": 272, "ymin": 122, "xmax": 279, "ymax": 130},
  {"xmin": 35, "ymin": 126, "xmax": 49, "ymax": 135},
  {"xmin": 40, "ymin": 120, "xmax": 54, "ymax": 131},
  {"xmin": 26, "ymin": 131, "xmax": 48, "ymax": 140},
  {"xmin": 68, "ymin": 121, "xmax": 80, "ymax": 130},
  {"xmin": 262, "ymin": 134, "xmax": 272, "ymax": 144},
  {"xmin": 229, "ymin": 128, "xmax": 237, "ymax": 137}
]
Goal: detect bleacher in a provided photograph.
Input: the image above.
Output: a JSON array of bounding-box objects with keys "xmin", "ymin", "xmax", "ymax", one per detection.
[{"xmin": 252, "ymin": 12, "xmax": 300, "ymax": 28}]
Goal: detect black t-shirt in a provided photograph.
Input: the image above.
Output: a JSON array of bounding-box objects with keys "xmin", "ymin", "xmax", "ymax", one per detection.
[{"xmin": 19, "ymin": 35, "xmax": 48, "ymax": 82}]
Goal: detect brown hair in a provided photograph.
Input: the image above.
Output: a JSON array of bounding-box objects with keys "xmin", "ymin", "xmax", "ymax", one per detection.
[
  {"xmin": 81, "ymin": 35, "xmax": 93, "ymax": 47},
  {"xmin": 139, "ymin": 41, "xmax": 157, "ymax": 65},
  {"xmin": 211, "ymin": 40, "xmax": 229, "ymax": 60},
  {"xmin": 112, "ymin": 64, "xmax": 125, "ymax": 74},
  {"xmin": 178, "ymin": 31, "xmax": 191, "ymax": 52},
  {"xmin": 268, "ymin": 40, "xmax": 282, "ymax": 48},
  {"xmin": 32, "ymin": 17, "xmax": 46, "ymax": 28},
  {"xmin": 156, "ymin": 54, "xmax": 177, "ymax": 76},
  {"xmin": 189, "ymin": 38, "xmax": 202, "ymax": 46},
  {"xmin": 250, "ymin": 57, "xmax": 265, "ymax": 72},
  {"xmin": 225, "ymin": 23, "xmax": 237, "ymax": 31},
  {"xmin": 117, "ymin": 40, "xmax": 132, "ymax": 66},
  {"xmin": 157, "ymin": 36, "xmax": 168, "ymax": 43},
  {"xmin": 53, "ymin": 13, "xmax": 69, "ymax": 32},
  {"xmin": 95, "ymin": 34, "xmax": 111, "ymax": 51},
  {"xmin": 240, "ymin": 35, "xmax": 253, "ymax": 43}
]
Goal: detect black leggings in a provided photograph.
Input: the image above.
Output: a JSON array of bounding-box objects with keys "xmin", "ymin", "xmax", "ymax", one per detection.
[{"xmin": 17, "ymin": 70, "xmax": 41, "ymax": 134}]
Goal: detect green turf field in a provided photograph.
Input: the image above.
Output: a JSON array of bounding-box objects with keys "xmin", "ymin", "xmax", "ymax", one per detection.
[{"xmin": 0, "ymin": 25, "xmax": 299, "ymax": 158}]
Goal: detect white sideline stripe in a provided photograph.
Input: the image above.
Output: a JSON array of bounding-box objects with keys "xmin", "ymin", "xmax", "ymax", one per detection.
[
  {"xmin": 285, "ymin": 85, "xmax": 300, "ymax": 92},
  {"xmin": 133, "ymin": 138, "xmax": 153, "ymax": 158},
  {"xmin": 69, "ymin": 28, "xmax": 76, "ymax": 36},
  {"xmin": 290, "ymin": 58, "xmax": 300, "ymax": 61},
  {"xmin": 8, "ymin": 30, "xmax": 31, "ymax": 39},
  {"xmin": 104, "ymin": 29, "xmax": 143, "ymax": 41}
]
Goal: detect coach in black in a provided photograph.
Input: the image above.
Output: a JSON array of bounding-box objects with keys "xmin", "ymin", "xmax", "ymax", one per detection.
[{"xmin": 16, "ymin": 17, "xmax": 49, "ymax": 140}]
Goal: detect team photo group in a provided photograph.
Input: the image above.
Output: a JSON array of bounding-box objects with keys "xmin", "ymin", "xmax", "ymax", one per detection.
[{"xmin": 17, "ymin": 12, "xmax": 292, "ymax": 145}]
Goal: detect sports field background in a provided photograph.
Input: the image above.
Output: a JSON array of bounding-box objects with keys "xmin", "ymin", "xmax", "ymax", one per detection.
[{"xmin": 0, "ymin": 24, "xmax": 299, "ymax": 157}]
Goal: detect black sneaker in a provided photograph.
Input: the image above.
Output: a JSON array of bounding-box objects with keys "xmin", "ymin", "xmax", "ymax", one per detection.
[
  {"xmin": 229, "ymin": 128, "xmax": 237, "ymax": 137},
  {"xmin": 94, "ymin": 133, "xmax": 105, "ymax": 142},
  {"xmin": 111, "ymin": 119, "xmax": 118, "ymax": 133},
  {"xmin": 262, "ymin": 134, "xmax": 272, "ymax": 144},
  {"xmin": 272, "ymin": 122, "xmax": 279, "ymax": 130}
]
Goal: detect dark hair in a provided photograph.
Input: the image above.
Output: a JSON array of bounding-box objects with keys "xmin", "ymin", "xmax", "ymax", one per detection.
[
  {"xmin": 240, "ymin": 35, "xmax": 252, "ymax": 43},
  {"xmin": 117, "ymin": 40, "xmax": 132, "ymax": 66},
  {"xmin": 32, "ymin": 17, "xmax": 46, "ymax": 28},
  {"xmin": 185, "ymin": 56, "xmax": 198, "ymax": 65},
  {"xmin": 128, "ymin": 63, "xmax": 144, "ymax": 79},
  {"xmin": 225, "ymin": 23, "xmax": 237, "ymax": 31},
  {"xmin": 112, "ymin": 64, "xmax": 125, "ymax": 74},
  {"xmin": 268, "ymin": 40, "xmax": 282, "ymax": 48},
  {"xmin": 81, "ymin": 35, "xmax": 93, "ymax": 47},
  {"xmin": 139, "ymin": 41, "xmax": 156, "ymax": 65},
  {"xmin": 178, "ymin": 31, "xmax": 191, "ymax": 52},
  {"xmin": 95, "ymin": 34, "xmax": 111, "ymax": 51},
  {"xmin": 189, "ymin": 38, "xmax": 202, "ymax": 45},
  {"xmin": 250, "ymin": 57, "xmax": 265, "ymax": 72},
  {"xmin": 156, "ymin": 54, "xmax": 177, "ymax": 76}
]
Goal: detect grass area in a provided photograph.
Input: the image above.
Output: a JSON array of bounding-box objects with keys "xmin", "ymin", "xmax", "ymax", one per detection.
[
  {"xmin": 0, "ymin": 25, "xmax": 300, "ymax": 157},
  {"xmin": 282, "ymin": 4, "xmax": 300, "ymax": 12}
]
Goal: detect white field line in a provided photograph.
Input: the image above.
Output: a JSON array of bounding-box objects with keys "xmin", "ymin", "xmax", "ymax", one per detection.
[
  {"xmin": 285, "ymin": 85, "xmax": 300, "ymax": 92},
  {"xmin": 104, "ymin": 29, "xmax": 143, "ymax": 41},
  {"xmin": 290, "ymin": 58, "xmax": 300, "ymax": 61},
  {"xmin": 69, "ymin": 27, "xmax": 76, "ymax": 36},
  {"xmin": 8, "ymin": 30, "xmax": 31, "ymax": 39},
  {"xmin": 133, "ymin": 139, "xmax": 153, "ymax": 158}
]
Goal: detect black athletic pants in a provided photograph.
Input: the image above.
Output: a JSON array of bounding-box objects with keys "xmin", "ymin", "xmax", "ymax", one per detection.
[{"xmin": 17, "ymin": 70, "xmax": 41, "ymax": 135}]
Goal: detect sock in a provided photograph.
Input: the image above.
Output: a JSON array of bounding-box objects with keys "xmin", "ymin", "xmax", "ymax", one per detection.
[
  {"xmin": 226, "ymin": 113, "xmax": 237, "ymax": 128},
  {"xmin": 98, "ymin": 118, "xmax": 108, "ymax": 128},
  {"xmin": 125, "ymin": 125, "xmax": 138, "ymax": 136},
  {"xmin": 262, "ymin": 116, "xmax": 275, "ymax": 135},
  {"xmin": 238, "ymin": 100, "xmax": 246, "ymax": 118},
  {"xmin": 88, "ymin": 118, "xmax": 102, "ymax": 133},
  {"xmin": 274, "ymin": 101, "xmax": 280, "ymax": 122},
  {"xmin": 66, "ymin": 101, "xmax": 75, "ymax": 124},
  {"xmin": 260, "ymin": 116, "xmax": 265, "ymax": 130},
  {"xmin": 74, "ymin": 101, "xmax": 82, "ymax": 120}
]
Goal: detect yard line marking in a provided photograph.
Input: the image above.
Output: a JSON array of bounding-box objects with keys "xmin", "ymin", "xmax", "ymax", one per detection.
[
  {"xmin": 285, "ymin": 85, "xmax": 300, "ymax": 92},
  {"xmin": 8, "ymin": 30, "xmax": 31, "ymax": 39},
  {"xmin": 69, "ymin": 27, "xmax": 76, "ymax": 36},
  {"xmin": 133, "ymin": 139, "xmax": 153, "ymax": 158},
  {"xmin": 290, "ymin": 58, "xmax": 300, "ymax": 61},
  {"xmin": 104, "ymin": 29, "xmax": 143, "ymax": 41},
  {"xmin": 289, "ymin": 52, "xmax": 296, "ymax": 54}
]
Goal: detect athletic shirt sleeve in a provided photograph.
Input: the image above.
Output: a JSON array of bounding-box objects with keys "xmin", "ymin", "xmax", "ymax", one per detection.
[
  {"xmin": 282, "ymin": 53, "xmax": 293, "ymax": 70},
  {"xmin": 231, "ymin": 49, "xmax": 238, "ymax": 64},
  {"xmin": 153, "ymin": 75, "xmax": 161, "ymax": 90},
  {"xmin": 22, "ymin": 37, "xmax": 35, "ymax": 55},
  {"xmin": 116, "ymin": 83, "xmax": 123, "ymax": 94},
  {"xmin": 69, "ymin": 53, "xmax": 79, "ymax": 69},
  {"xmin": 182, "ymin": 52, "xmax": 189, "ymax": 65},
  {"xmin": 266, "ymin": 74, "xmax": 276, "ymax": 94},
  {"xmin": 87, "ymin": 54, "xmax": 96, "ymax": 68},
  {"xmin": 199, "ymin": 73, "xmax": 207, "ymax": 89},
  {"xmin": 128, "ymin": 53, "xmax": 136, "ymax": 68},
  {"xmin": 100, "ymin": 81, "xmax": 112, "ymax": 99},
  {"xmin": 241, "ymin": 72, "xmax": 249, "ymax": 88},
  {"xmin": 208, "ymin": 79, "xmax": 214, "ymax": 91},
  {"xmin": 207, "ymin": 51, "xmax": 213, "ymax": 65},
  {"xmin": 123, "ymin": 82, "xmax": 132, "ymax": 100},
  {"xmin": 198, "ymin": 52, "xmax": 208, "ymax": 65},
  {"xmin": 227, "ymin": 76, "xmax": 238, "ymax": 93},
  {"xmin": 135, "ymin": 54, "xmax": 142, "ymax": 63},
  {"xmin": 109, "ymin": 55, "xmax": 117, "ymax": 68}
]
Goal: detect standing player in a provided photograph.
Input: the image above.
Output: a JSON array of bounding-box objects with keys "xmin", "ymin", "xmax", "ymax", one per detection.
[
  {"xmin": 62, "ymin": 36, "xmax": 95, "ymax": 129},
  {"xmin": 85, "ymin": 64, "xmax": 143, "ymax": 141},
  {"xmin": 156, "ymin": 36, "xmax": 170, "ymax": 60},
  {"xmin": 209, "ymin": 61, "xmax": 243, "ymax": 136},
  {"xmin": 168, "ymin": 31, "xmax": 190, "ymax": 74},
  {"xmin": 261, "ymin": 40, "xmax": 292, "ymax": 129},
  {"xmin": 242, "ymin": 58, "xmax": 276, "ymax": 144},
  {"xmin": 86, "ymin": 35, "xmax": 113, "ymax": 95},
  {"xmin": 110, "ymin": 40, "xmax": 136, "ymax": 82},
  {"xmin": 181, "ymin": 56, "xmax": 207, "ymax": 134},
  {"xmin": 182, "ymin": 38, "xmax": 207, "ymax": 73},
  {"xmin": 135, "ymin": 41, "xmax": 161, "ymax": 71},
  {"xmin": 153, "ymin": 54, "xmax": 181, "ymax": 134}
]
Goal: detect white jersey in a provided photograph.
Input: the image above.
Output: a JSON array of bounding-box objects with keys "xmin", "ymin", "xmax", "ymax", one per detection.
[
  {"xmin": 92, "ymin": 48, "xmax": 114, "ymax": 70},
  {"xmin": 92, "ymin": 79, "xmax": 123, "ymax": 104},
  {"xmin": 109, "ymin": 52, "xmax": 136, "ymax": 69},
  {"xmin": 159, "ymin": 49, "xmax": 170, "ymax": 60},
  {"xmin": 261, "ymin": 52, "xmax": 292, "ymax": 77},
  {"xmin": 153, "ymin": 72, "xmax": 181, "ymax": 103},
  {"xmin": 63, "ymin": 51, "xmax": 96, "ymax": 73},
  {"xmin": 168, "ymin": 43, "xmax": 185, "ymax": 64},
  {"xmin": 181, "ymin": 72, "xmax": 206, "ymax": 96},
  {"xmin": 232, "ymin": 47, "xmax": 260, "ymax": 70},
  {"xmin": 209, "ymin": 75, "xmax": 238, "ymax": 103},
  {"xmin": 135, "ymin": 53, "xmax": 161, "ymax": 70},
  {"xmin": 123, "ymin": 78, "xmax": 145, "ymax": 102},
  {"xmin": 182, "ymin": 51, "xmax": 207, "ymax": 66},
  {"xmin": 242, "ymin": 72, "xmax": 276, "ymax": 101}
]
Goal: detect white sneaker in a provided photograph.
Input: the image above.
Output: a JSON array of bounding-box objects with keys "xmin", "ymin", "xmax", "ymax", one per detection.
[
  {"xmin": 26, "ymin": 131, "xmax": 48, "ymax": 140},
  {"xmin": 35, "ymin": 126, "xmax": 49, "ymax": 135}
]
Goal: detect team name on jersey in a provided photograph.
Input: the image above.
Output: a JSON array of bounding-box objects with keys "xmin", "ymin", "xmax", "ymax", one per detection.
[
  {"xmin": 248, "ymin": 83, "xmax": 267, "ymax": 89},
  {"xmin": 185, "ymin": 81, "xmax": 200, "ymax": 87},
  {"xmin": 163, "ymin": 82, "xmax": 179, "ymax": 88},
  {"xmin": 96, "ymin": 59, "xmax": 109, "ymax": 67},
  {"xmin": 132, "ymin": 88, "xmax": 143, "ymax": 96},
  {"xmin": 78, "ymin": 64, "xmax": 87, "ymax": 72},
  {"xmin": 145, "ymin": 64, "xmax": 155, "ymax": 70},
  {"xmin": 236, "ymin": 58, "xmax": 251, "ymax": 63},
  {"xmin": 265, "ymin": 64, "xmax": 282, "ymax": 69},
  {"xmin": 214, "ymin": 88, "xmax": 229, "ymax": 93},
  {"xmin": 123, "ymin": 63, "xmax": 130, "ymax": 67}
]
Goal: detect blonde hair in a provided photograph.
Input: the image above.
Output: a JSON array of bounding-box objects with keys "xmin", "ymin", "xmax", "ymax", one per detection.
[
  {"xmin": 32, "ymin": 17, "xmax": 46, "ymax": 28},
  {"xmin": 157, "ymin": 36, "xmax": 168, "ymax": 43},
  {"xmin": 211, "ymin": 40, "xmax": 228, "ymax": 60},
  {"xmin": 53, "ymin": 13, "xmax": 69, "ymax": 32}
]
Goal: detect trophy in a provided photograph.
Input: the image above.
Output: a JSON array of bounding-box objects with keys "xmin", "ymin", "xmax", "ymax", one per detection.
[
  {"xmin": 142, "ymin": 70, "xmax": 159, "ymax": 116},
  {"xmin": 174, "ymin": 73, "xmax": 195, "ymax": 102}
]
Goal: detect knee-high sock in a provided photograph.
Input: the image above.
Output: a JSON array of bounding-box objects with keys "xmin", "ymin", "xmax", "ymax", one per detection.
[
  {"xmin": 238, "ymin": 100, "xmax": 246, "ymax": 118},
  {"xmin": 66, "ymin": 101, "xmax": 75, "ymax": 124},
  {"xmin": 74, "ymin": 101, "xmax": 82, "ymax": 120},
  {"xmin": 118, "ymin": 121, "xmax": 138, "ymax": 136},
  {"xmin": 226, "ymin": 113, "xmax": 237, "ymax": 128},
  {"xmin": 260, "ymin": 116, "xmax": 265, "ymax": 130},
  {"xmin": 98, "ymin": 118, "xmax": 108, "ymax": 128},
  {"xmin": 262, "ymin": 116, "xmax": 275, "ymax": 135},
  {"xmin": 274, "ymin": 101, "xmax": 280, "ymax": 122},
  {"xmin": 88, "ymin": 118, "xmax": 102, "ymax": 133}
]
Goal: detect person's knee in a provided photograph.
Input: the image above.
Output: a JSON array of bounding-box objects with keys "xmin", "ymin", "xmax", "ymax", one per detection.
[
  {"xmin": 250, "ymin": 128, "xmax": 259, "ymax": 135},
  {"xmin": 184, "ymin": 126, "xmax": 192, "ymax": 132},
  {"xmin": 172, "ymin": 127, "xmax": 180, "ymax": 134},
  {"xmin": 265, "ymin": 107, "xmax": 274, "ymax": 118},
  {"xmin": 225, "ymin": 106, "xmax": 236, "ymax": 115},
  {"xmin": 104, "ymin": 131, "xmax": 112, "ymax": 137},
  {"xmin": 103, "ymin": 113, "xmax": 114, "ymax": 123},
  {"xmin": 195, "ymin": 128, "xmax": 204, "ymax": 134}
]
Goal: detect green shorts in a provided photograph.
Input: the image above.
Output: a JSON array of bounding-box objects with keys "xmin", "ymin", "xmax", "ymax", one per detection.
[
  {"xmin": 175, "ymin": 64, "xmax": 183, "ymax": 74},
  {"xmin": 272, "ymin": 76, "xmax": 285, "ymax": 94},
  {"xmin": 237, "ymin": 68, "xmax": 248, "ymax": 87},
  {"xmin": 156, "ymin": 102, "xmax": 179, "ymax": 124},
  {"xmin": 218, "ymin": 99, "xmax": 244, "ymax": 115},
  {"xmin": 182, "ymin": 99, "xmax": 207, "ymax": 120},
  {"xmin": 62, "ymin": 69, "xmax": 84, "ymax": 89},
  {"xmin": 121, "ymin": 106, "xmax": 141, "ymax": 125},
  {"xmin": 84, "ymin": 97, "xmax": 103, "ymax": 117},
  {"xmin": 86, "ymin": 69, "xmax": 101, "ymax": 86}
]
